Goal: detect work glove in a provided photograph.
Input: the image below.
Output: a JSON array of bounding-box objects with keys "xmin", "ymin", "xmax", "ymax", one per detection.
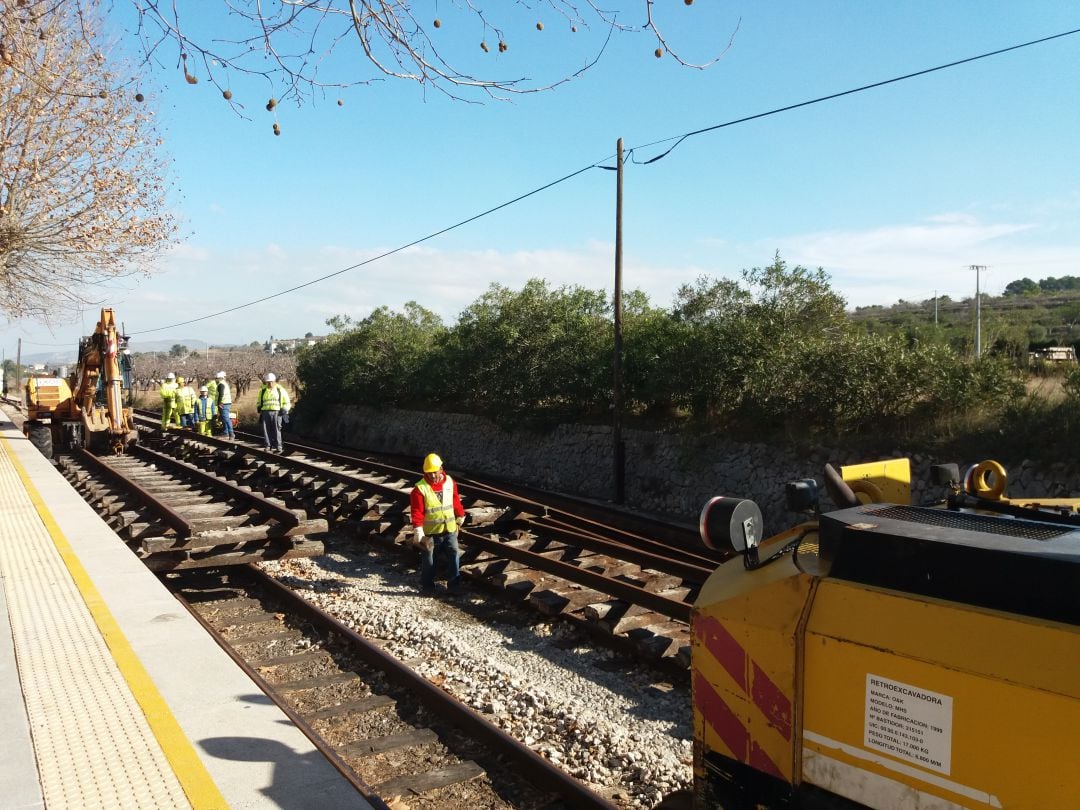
[
  {"xmin": 456, "ymin": 513, "xmax": 467, "ymax": 529},
  {"xmin": 414, "ymin": 526, "xmax": 433, "ymax": 551},
  {"xmin": 280, "ymin": 409, "xmax": 289, "ymax": 426}
]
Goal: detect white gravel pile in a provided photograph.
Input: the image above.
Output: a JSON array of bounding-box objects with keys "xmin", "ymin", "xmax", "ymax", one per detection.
[{"xmin": 262, "ymin": 547, "xmax": 693, "ymax": 809}]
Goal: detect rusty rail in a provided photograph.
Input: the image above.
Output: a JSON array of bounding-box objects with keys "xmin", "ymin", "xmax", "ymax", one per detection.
[
  {"xmin": 133, "ymin": 443, "xmax": 300, "ymax": 527},
  {"xmin": 249, "ymin": 567, "xmax": 619, "ymax": 809},
  {"xmin": 73, "ymin": 447, "xmax": 193, "ymax": 537}
]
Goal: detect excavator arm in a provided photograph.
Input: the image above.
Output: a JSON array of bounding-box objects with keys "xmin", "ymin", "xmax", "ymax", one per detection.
[{"xmin": 61, "ymin": 308, "xmax": 138, "ymax": 454}]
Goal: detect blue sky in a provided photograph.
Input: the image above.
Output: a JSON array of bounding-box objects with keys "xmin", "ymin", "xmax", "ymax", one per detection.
[{"xmin": 5, "ymin": 1, "xmax": 1080, "ymax": 358}]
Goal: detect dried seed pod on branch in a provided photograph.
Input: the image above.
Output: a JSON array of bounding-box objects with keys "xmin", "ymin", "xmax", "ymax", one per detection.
[
  {"xmin": 0, "ymin": 0, "xmax": 178, "ymax": 322},
  {"xmin": 127, "ymin": 0, "xmax": 737, "ymax": 103}
]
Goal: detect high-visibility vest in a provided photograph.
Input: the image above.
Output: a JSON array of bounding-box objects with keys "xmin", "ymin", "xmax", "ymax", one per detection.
[
  {"xmin": 415, "ymin": 475, "xmax": 458, "ymax": 535},
  {"xmin": 257, "ymin": 384, "xmax": 291, "ymax": 412},
  {"xmin": 207, "ymin": 380, "xmax": 218, "ymax": 402},
  {"xmin": 195, "ymin": 396, "xmax": 216, "ymax": 422},
  {"xmin": 217, "ymin": 380, "xmax": 232, "ymax": 405},
  {"xmin": 159, "ymin": 380, "xmax": 178, "ymax": 400},
  {"xmin": 178, "ymin": 385, "xmax": 196, "ymax": 414}
]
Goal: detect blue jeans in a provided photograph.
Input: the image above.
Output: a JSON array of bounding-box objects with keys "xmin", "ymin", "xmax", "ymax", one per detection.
[
  {"xmin": 219, "ymin": 403, "xmax": 234, "ymax": 437},
  {"xmin": 180, "ymin": 413, "xmax": 195, "ymax": 429},
  {"xmin": 420, "ymin": 531, "xmax": 460, "ymax": 590}
]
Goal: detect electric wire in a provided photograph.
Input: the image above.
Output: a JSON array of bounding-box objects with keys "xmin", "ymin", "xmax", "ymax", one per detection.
[
  {"xmin": 127, "ymin": 26, "xmax": 1080, "ymax": 336},
  {"xmin": 130, "ymin": 163, "xmax": 600, "ymax": 334},
  {"xmin": 628, "ymin": 26, "xmax": 1080, "ymax": 166}
]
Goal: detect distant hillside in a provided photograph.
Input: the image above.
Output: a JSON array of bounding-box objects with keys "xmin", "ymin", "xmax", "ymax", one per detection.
[
  {"xmin": 21, "ymin": 338, "xmax": 236, "ymax": 367},
  {"xmin": 128, "ymin": 338, "xmax": 213, "ymax": 354},
  {"xmin": 850, "ymin": 288, "xmax": 1080, "ymax": 356}
]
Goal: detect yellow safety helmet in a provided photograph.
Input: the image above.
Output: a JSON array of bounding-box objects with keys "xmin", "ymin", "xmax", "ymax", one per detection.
[{"xmin": 422, "ymin": 453, "xmax": 443, "ymax": 473}]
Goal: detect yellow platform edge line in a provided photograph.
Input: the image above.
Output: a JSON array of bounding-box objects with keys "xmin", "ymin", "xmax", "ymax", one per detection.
[{"xmin": 1, "ymin": 436, "xmax": 227, "ymax": 809}]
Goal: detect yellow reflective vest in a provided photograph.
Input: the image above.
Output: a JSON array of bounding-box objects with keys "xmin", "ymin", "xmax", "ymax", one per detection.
[
  {"xmin": 159, "ymin": 380, "xmax": 178, "ymax": 400},
  {"xmin": 177, "ymin": 385, "xmax": 196, "ymax": 414},
  {"xmin": 257, "ymin": 384, "xmax": 291, "ymax": 412},
  {"xmin": 416, "ymin": 475, "xmax": 459, "ymax": 535}
]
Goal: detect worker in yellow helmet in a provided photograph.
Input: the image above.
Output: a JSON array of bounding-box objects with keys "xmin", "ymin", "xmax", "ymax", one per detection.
[
  {"xmin": 410, "ymin": 453, "xmax": 467, "ymax": 595},
  {"xmin": 176, "ymin": 377, "xmax": 196, "ymax": 429},
  {"xmin": 159, "ymin": 372, "xmax": 178, "ymax": 430}
]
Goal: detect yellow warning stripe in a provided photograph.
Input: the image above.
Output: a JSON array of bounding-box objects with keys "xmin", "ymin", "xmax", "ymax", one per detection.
[{"xmin": 1, "ymin": 435, "xmax": 227, "ymax": 809}]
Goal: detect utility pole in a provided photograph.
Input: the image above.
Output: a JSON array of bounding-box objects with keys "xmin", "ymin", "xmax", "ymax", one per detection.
[
  {"xmin": 970, "ymin": 265, "xmax": 987, "ymax": 358},
  {"xmin": 612, "ymin": 138, "xmax": 625, "ymax": 504},
  {"xmin": 15, "ymin": 338, "xmax": 22, "ymax": 400}
]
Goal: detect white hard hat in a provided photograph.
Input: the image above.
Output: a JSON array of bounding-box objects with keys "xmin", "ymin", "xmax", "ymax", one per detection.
[
  {"xmin": 215, "ymin": 371, "xmax": 226, "ymax": 379},
  {"xmin": 165, "ymin": 372, "xmax": 176, "ymax": 380},
  {"xmin": 199, "ymin": 386, "xmax": 208, "ymax": 392},
  {"xmin": 264, "ymin": 372, "xmax": 276, "ymax": 382}
]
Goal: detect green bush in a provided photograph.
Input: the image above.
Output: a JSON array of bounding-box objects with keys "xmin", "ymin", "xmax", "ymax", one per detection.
[
  {"xmin": 296, "ymin": 303, "xmax": 444, "ymax": 415},
  {"xmin": 295, "ymin": 255, "xmax": 1036, "ymax": 448},
  {"xmin": 438, "ymin": 280, "xmax": 611, "ymax": 420}
]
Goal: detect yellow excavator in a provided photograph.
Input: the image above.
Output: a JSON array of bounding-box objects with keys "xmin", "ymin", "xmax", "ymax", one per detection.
[
  {"xmin": 693, "ymin": 458, "xmax": 1079, "ymax": 809},
  {"xmin": 24, "ymin": 308, "xmax": 138, "ymax": 457}
]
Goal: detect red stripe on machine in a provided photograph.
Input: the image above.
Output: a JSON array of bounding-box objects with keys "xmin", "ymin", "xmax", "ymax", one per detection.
[
  {"xmin": 694, "ymin": 614, "xmax": 747, "ymax": 690},
  {"xmin": 749, "ymin": 740, "xmax": 783, "ymax": 778},
  {"xmin": 751, "ymin": 661, "xmax": 792, "ymax": 741},
  {"xmin": 694, "ymin": 671, "xmax": 749, "ymax": 758}
]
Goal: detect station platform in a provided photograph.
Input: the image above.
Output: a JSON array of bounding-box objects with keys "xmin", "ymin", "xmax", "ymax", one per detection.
[{"xmin": 0, "ymin": 408, "xmax": 374, "ymax": 809}]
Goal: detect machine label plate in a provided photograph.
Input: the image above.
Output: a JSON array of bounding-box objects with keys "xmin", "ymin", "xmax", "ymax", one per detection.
[{"xmin": 864, "ymin": 674, "xmax": 952, "ymax": 774}]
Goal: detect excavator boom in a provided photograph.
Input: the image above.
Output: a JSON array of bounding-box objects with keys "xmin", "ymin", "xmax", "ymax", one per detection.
[{"xmin": 24, "ymin": 308, "xmax": 138, "ymax": 456}]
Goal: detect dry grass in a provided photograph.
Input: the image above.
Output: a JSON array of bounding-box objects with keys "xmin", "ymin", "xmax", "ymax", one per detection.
[{"xmin": 1025, "ymin": 374, "xmax": 1067, "ymax": 402}]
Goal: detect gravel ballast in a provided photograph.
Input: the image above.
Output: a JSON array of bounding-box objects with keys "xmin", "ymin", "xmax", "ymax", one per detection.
[{"xmin": 261, "ymin": 544, "xmax": 693, "ymax": 809}]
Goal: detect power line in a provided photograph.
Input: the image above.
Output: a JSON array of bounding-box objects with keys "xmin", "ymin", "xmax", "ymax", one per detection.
[
  {"xmin": 631, "ymin": 27, "xmax": 1080, "ymax": 165},
  {"xmin": 131, "ymin": 25, "xmax": 1080, "ymax": 335},
  {"xmin": 130, "ymin": 163, "xmax": 601, "ymax": 334}
]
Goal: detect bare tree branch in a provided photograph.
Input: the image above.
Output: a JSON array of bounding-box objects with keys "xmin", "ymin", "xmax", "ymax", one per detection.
[{"xmin": 123, "ymin": 0, "xmax": 737, "ymax": 104}]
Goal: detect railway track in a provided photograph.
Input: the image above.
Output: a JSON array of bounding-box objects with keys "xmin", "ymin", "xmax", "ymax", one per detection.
[
  {"xmin": 11, "ymin": 406, "xmax": 697, "ymax": 805},
  {"xmin": 56, "ymin": 443, "xmax": 327, "ymax": 570},
  {"xmin": 169, "ymin": 565, "xmax": 616, "ymax": 809},
  {"xmin": 132, "ymin": 413, "xmax": 710, "ymax": 666}
]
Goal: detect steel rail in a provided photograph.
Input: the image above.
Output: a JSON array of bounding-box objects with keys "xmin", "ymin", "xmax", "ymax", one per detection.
[
  {"xmin": 461, "ymin": 529, "xmax": 692, "ymax": 623},
  {"xmin": 171, "ymin": 580, "xmax": 392, "ymax": 810},
  {"xmin": 72, "ymin": 447, "xmax": 194, "ymax": 537},
  {"xmin": 518, "ymin": 518, "xmax": 715, "ymax": 583},
  {"xmin": 134, "ymin": 419, "xmax": 413, "ymax": 503},
  {"xmin": 135, "ymin": 421, "xmax": 695, "ymax": 617},
  {"xmin": 239, "ymin": 427, "xmax": 708, "ymax": 556},
  {"xmin": 132, "ymin": 443, "xmax": 301, "ymax": 527},
  {"xmin": 248, "ymin": 567, "xmax": 619, "ymax": 809},
  {"xmin": 135, "ymin": 412, "xmax": 706, "ymax": 570},
  {"xmin": 138, "ymin": 418, "xmax": 696, "ymax": 618}
]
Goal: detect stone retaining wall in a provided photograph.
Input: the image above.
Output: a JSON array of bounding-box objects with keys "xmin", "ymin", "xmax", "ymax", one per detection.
[{"xmin": 301, "ymin": 406, "xmax": 1080, "ymax": 533}]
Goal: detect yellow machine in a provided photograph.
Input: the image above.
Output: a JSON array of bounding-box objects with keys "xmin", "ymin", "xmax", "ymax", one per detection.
[
  {"xmin": 693, "ymin": 459, "xmax": 1079, "ymax": 809},
  {"xmin": 23, "ymin": 308, "xmax": 138, "ymax": 457}
]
